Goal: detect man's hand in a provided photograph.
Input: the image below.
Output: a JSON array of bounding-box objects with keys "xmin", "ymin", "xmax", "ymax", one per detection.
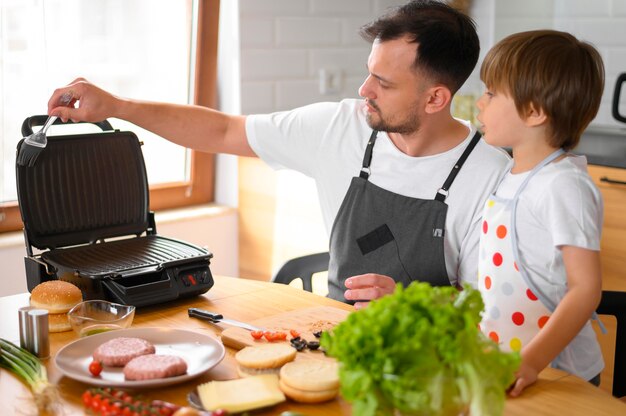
[
  {"xmin": 48, "ymin": 78, "xmax": 119, "ymax": 123},
  {"xmin": 344, "ymin": 273, "xmax": 396, "ymax": 310}
]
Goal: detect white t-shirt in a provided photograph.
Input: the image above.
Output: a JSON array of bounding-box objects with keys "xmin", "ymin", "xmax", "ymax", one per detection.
[
  {"xmin": 495, "ymin": 155, "xmax": 603, "ymax": 294},
  {"xmin": 246, "ymin": 99, "xmax": 510, "ymax": 286},
  {"xmin": 494, "ymin": 155, "xmax": 604, "ymax": 379}
]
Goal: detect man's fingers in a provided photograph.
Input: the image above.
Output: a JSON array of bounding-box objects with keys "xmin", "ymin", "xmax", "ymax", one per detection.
[
  {"xmin": 344, "ymin": 286, "xmax": 387, "ymax": 302},
  {"xmin": 51, "ymin": 107, "xmax": 77, "ymax": 123},
  {"xmin": 353, "ymin": 301, "xmax": 370, "ymax": 310},
  {"xmin": 345, "ymin": 273, "xmax": 396, "ymax": 289}
]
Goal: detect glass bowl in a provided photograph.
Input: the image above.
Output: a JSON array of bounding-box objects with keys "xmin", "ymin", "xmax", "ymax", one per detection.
[{"xmin": 68, "ymin": 300, "xmax": 135, "ymax": 337}]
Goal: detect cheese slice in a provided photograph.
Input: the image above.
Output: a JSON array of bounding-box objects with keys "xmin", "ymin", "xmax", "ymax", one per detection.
[{"xmin": 198, "ymin": 374, "xmax": 286, "ymax": 413}]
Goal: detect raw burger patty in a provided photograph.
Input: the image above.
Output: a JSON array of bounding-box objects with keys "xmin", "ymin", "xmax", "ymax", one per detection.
[
  {"xmin": 93, "ymin": 337, "xmax": 156, "ymax": 367},
  {"xmin": 124, "ymin": 354, "xmax": 188, "ymax": 380}
]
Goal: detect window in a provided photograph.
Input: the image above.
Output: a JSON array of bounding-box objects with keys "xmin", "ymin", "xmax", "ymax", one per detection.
[{"xmin": 0, "ymin": 0, "xmax": 219, "ymax": 233}]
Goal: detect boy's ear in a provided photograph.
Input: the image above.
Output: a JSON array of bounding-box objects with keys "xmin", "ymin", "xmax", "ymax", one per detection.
[
  {"xmin": 525, "ymin": 103, "xmax": 548, "ymax": 127},
  {"xmin": 424, "ymin": 85, "xmax": 452, "ymax": 114}
]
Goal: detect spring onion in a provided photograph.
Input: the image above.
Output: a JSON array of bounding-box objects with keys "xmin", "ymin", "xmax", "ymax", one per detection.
[{"xmin": 0, "ymin": 338, "xmax": 60, "ymax": 414}]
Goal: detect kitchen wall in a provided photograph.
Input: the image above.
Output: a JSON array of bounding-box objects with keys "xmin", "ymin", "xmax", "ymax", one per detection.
[{"xmin": 485, "ymin": 0, "xmax": 626, "ymax": 128}]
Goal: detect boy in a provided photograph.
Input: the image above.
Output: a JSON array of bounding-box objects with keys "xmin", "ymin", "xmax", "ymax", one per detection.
[{"xmin": 475, "ymin": 30, "xmax": 605, "ymax": 396}]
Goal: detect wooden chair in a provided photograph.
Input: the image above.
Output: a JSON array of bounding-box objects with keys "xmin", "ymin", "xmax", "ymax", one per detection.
[
  {"xmin": 597, "ymin": 290, "xmax": 626, "ymax": 398},
  {"xmin": 271, "ymin": 252, "xmax": 330, "ymax": 293}
]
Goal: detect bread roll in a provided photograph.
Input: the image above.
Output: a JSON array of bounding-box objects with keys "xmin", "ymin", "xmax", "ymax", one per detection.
[
  {"xmin": 30, "ymin": 280, "xmax": 82, "ymax": 314},
  {"xmin": 47, "ymin": 312, "xmax": 72, "ymax": 333}
]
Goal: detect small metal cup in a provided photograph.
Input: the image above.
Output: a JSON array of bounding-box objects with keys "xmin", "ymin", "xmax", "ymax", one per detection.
[
  {"xmin": 27, "ymin": 309, "xmax": 50, "ymax": 359},
  {"xmin": 18, "ymin": 306, "xmax": 35, "ymax": 351}
]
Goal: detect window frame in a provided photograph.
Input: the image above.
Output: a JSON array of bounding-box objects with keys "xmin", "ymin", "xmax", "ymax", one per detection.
[{"xmin": 0, "ymin": 0, "xmax": 220, "ymax": 234}]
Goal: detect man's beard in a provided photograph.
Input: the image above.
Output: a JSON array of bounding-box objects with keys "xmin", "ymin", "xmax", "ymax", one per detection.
[{"xmin": 365, "ymin": 101, "xmax": 420, "ymax": 134}]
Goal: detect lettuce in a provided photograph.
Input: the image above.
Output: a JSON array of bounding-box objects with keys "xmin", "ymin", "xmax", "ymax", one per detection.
[{"xmin": 321, "ymin": 282, "xmax": 520, "ymax": 416}]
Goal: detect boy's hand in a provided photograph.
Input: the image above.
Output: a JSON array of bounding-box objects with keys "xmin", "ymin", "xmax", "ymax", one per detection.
[{"xmin": 509, "ymin": 362, "xmax": 539, "ymax": 397}]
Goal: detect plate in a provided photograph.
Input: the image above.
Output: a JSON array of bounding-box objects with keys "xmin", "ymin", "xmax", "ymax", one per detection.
[{"xmin": 54, "ymin": 327, "xmax": 225, "ymax": 388}]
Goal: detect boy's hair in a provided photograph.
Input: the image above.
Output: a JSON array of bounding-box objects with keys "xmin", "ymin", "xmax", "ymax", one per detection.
[
  {"xmin": 481, "ymin": 30, "xmax": 605, "ymax": 151},
  {"xmin": 359, "ymin": 0, "xmax": 479, "ymax": 94}
]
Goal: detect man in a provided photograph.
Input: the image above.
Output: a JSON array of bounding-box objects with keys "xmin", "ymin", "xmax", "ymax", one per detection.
[{"xmin": 48, "ymin": 1, "xmax": 509, "ymax": 308}]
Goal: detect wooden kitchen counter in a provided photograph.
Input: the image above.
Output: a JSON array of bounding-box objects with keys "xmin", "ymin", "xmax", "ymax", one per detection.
[{"xmin": 1, "ymin": 275, "xmax": 624, "ymax": 415}]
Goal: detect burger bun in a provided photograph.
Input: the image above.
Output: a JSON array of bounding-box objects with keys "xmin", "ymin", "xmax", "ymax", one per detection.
[{"xmin": 30, "ymin": 280, "xmax": 83, "ymax": 314}]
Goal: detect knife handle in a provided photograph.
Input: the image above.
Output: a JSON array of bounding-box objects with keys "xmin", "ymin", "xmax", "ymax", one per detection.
[{"xmin": 188, "ymin": 308, "xmax": 223, "ymax": 322}]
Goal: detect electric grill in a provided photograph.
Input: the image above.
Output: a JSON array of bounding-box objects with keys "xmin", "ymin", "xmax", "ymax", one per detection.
[{"xmin": 16, "ymin": 116, "xmax": 214, "ymax": 307}]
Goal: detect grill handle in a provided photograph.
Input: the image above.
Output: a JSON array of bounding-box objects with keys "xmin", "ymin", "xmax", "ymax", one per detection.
[
  {"xmin": 21, "ymin": 116, "xmax": 114, "ymax": 137},
  {"xmin": 117, "ymin": 265, "xmax": 162, "ymax": 278}
]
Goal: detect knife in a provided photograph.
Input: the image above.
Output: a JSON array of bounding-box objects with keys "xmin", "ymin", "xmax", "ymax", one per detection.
[{"xmin": 188, "ymin": 308, "xmax": 265, "ymax": 332}]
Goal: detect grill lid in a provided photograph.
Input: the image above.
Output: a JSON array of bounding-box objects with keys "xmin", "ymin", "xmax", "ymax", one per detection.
[{"xmin": 16, "ymin": 119, "xmax": 150, "ymax": 250}]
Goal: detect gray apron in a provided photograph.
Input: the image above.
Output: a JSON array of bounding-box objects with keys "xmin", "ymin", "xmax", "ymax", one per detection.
[{"xmin": 327, "ymin": 130, "xmax": 482, "ymax": 303}]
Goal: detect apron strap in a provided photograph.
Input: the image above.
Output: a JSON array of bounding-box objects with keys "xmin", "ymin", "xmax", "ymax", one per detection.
[
  {"xmin": 435, "ymin": 131, "xmax": 482, "ymax": 202},
  {"xmin": 510, "ymin": 148, "xmax": 564, "ymax": 314},
  {"xmin": 359, "ymin": 130, "xmax": 379, "ymax": 179}
]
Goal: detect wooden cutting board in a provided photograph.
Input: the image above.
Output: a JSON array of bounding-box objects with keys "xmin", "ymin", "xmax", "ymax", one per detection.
[{"xmin": 220, "ymin": 306, "xmax": 350, "ymax": 354}]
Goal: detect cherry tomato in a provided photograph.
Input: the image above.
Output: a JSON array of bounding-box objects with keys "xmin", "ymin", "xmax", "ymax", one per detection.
[
  {"xmin": 289, "ymin": 329, "xmax": 300, "ymax": 338},
  {"xmin": 91, "ymin": 393, "xmax": 103, "ymax": 410},
  {"xmin": 250, "ymin": 330, "xmax": 264, "ymax": 340},
  {"xmin": 264, "ymin": 331, "xmax": 274, "ymax": 341},
  {"xmin": 274, "ymin": 331, "xmax": 287, "ymax": 341},
  {"xmin": 82, "ymin": 390, "xmax": 92, "ymax": 407},
  {"xmin": 89, "ymin": 360, "xmax": 103, "ymax": 377}
]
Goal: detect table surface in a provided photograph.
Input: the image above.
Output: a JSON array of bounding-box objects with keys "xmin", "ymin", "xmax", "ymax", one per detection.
[{"xmin": 1, "ymin": 275, "xmax": 624, "ymax": 416}]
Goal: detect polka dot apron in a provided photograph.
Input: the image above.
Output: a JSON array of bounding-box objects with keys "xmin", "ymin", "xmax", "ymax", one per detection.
[{"xmin": 478, "ymin": 149, "xmax": 565, "ymax": 354}]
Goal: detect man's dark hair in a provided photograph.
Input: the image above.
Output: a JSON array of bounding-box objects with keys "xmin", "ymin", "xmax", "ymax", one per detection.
[{"xmin": 360, "ymin": 0, "xmax": 479, "ymax": 94}]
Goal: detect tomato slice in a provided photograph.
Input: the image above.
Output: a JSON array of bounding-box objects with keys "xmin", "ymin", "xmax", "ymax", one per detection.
[
  {"xmin": 274, "ymin": 331, "xmax": 287, "ymax": 341},
  {"xmin": 289, "ymin": 329, "xmax": 300, "ymax": 338},
  {"xmin": 250, "ymin": 330, "xmax": 264, "ymax": 340}
]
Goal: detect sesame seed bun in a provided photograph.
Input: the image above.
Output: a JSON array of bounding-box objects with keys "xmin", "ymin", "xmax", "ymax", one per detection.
[{"xmin": 30, "ymin": 280, "xmax": 83, "ymax": 314}]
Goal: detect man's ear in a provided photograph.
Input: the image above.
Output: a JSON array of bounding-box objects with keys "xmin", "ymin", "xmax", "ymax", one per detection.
[
  {"xmin": 525, "ymin": 103, "xmax": 548, "ymax": 127},
  {"xmin": 424, "ymin": 85, "xmax": 452, "ymax": 114}
]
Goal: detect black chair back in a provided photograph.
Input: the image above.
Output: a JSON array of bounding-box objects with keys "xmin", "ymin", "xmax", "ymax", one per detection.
[{"xmin": 271, "ymin": 252, "xmax": 330, "ymax": 292}]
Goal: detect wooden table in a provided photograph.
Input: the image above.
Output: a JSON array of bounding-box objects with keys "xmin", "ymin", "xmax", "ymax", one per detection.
[{"xmin": 1, "ymin": 275, "xmax": 624, "ymax": 415}]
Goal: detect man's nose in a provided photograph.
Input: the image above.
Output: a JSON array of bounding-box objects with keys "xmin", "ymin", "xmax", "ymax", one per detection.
[{"xmin": 358, "ymin": 75, "xmax": 375, "ymax": 99}]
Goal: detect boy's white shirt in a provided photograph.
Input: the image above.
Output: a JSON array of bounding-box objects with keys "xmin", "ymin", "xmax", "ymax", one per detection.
[{"xmin": 493, "ymin": 154, "xmax": 604, "ymax": 379}]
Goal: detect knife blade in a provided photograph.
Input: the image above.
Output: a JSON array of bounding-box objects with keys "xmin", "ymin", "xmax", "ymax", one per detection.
[{"xmin": 188, "ymin": 308, "xmax": 265, "ymax": 332}]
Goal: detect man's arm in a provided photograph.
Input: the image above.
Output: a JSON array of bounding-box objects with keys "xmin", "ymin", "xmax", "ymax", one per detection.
[{"xmin": 48, "ymin": 78, "xmax": 255, "ymax": 157}]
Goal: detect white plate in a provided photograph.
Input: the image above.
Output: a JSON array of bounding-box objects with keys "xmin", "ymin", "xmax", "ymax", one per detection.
[{"xmin": 54, "ymin": 327, "xmax": 225, "ymax": 388}]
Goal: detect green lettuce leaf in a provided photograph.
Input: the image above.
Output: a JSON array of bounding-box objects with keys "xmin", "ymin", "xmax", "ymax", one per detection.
[{"xmin": 321, "ymin": 282, "xmax": 520, "ymax": 416}]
